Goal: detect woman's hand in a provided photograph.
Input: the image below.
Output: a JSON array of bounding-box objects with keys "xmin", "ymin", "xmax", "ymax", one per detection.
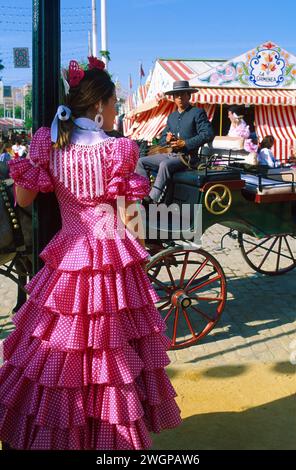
[
  {"xmin": 15, "ymin": 186, "xmax": 38, "ymax": 207},
  {"xmin": 119, "ymin": 199, "xmax": 146, "ymax": 248}
]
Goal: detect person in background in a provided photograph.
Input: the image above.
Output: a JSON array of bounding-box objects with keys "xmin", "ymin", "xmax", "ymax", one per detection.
[
  {"xmin": 227, "ymin": 105, "xmax": 250, "ymax": 139},
  {"xmin": 0, "ymin": 143, "xmax": 12, "ymax": 179},
  {"xmin": 257, "ymin": 135, "xmax": 280, "ymax": 168},
  {"xmin": 11, "ymin": 139, "xmax": 27, "ymax": 158},
  {"xmin": 0, "ymin": 143, "xmax": 12, "ymax": 163},
  {"xmin": 136, "ymin": 80, "xmax": 214, "ymax": 203},
  {"xmin": 227, "ymin": 105, "xmax": 263, "ymax": 156}
]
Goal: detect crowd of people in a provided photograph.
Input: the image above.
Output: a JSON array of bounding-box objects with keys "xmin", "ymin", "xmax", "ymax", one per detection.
[
  {"xmin": 0, "ymin": 139, "xmax": 29, "ymax": 162},
  {"xmin": 0, "ymin": 139, "xmax": 29, "ymax": 179}
]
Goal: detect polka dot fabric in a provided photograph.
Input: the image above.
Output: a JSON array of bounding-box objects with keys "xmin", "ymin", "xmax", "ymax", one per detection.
[{"xmin": 1, "ymin": 127, "xmax": 182, "ymax": 450}]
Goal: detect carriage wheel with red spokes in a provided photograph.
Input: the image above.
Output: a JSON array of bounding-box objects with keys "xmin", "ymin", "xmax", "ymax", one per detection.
[
  {"xmin": 146, "ymin": 246, "xmax": 227, "ymax": 350},
  {"xmin": 238, "ymin": 232, "xmax": 296, "ymax": 276}
]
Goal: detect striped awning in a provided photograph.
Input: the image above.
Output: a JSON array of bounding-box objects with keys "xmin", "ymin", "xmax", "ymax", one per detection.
[
  {"xmin": 0, "ymin": 118, "xmax": 24, "ymax": 129},
  {"xmin": 255, "ymin": 105, "xmax": 296, "ymax": 162},
  {"xmin": 137, "ymin": 84, "xmax": 149, "ymax": 104},
  {"xmin": 123, "ymin": 115, "xmax": 136, "ymax": 137},
  {"xmin": 194, "ymin": 88, "xmax": 296, "ymax": 106},
  {"xmin": 127, "ymin": 98, "xmax": 160, "ymax": 116},
  {"xmin": 130, "ymin": 101, "xmax": 176, "ymax": 142},
  {"xmin": 129, "ymin": 88, "xmax": 296, "ymax": 117}
]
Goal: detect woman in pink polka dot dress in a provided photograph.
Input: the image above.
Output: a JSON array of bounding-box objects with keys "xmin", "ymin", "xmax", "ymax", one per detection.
[{"xmin": 0, "ymin": 60, "xmax": 182, "ymax": 450}]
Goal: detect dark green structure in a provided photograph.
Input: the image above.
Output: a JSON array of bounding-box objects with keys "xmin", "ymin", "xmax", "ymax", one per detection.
[{"xmin": 32, "ymin": 0, "xmax": 62, "ymax": 273}]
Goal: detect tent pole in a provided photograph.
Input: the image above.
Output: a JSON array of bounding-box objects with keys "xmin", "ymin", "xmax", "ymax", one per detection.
[{"xmin": 219, "ymin": 103, "xmax": 223, "ymax": 136}]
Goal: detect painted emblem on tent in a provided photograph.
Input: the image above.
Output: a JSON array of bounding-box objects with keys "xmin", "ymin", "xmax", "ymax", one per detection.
[
  {"xmin": 199, "ymin": 43, "xmax": 296, "ymax": 88},
  {"xmin": 249, "ymin": 48, "xmax": 285, "ymax": 87}
]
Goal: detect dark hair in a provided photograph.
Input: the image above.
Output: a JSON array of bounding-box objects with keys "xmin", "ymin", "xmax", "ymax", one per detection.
[
  {"xmin": 0, "ymin": 143, "xmax": 10, "ymax": 153},
  {"xmin": 55, "ymin": 68, "xmax": 115, "ymax": 149},
  {"xmin": 259, "ymin": 135, "xmax": 274, "ymax": 151},
  {"xmin": 228, "ymin": 105, "xmax": 245, "ymax": 116}
]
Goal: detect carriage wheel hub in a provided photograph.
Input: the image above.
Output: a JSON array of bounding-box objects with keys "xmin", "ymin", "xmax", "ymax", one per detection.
[{"xmin": 171, "ymin": 290, "xmax": 192, "ymax": 308}]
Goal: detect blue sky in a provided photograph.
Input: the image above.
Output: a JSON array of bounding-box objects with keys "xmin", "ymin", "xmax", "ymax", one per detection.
[{"xmin": 1, "ymin": 0, "xmax": 296, "ymax": 92}]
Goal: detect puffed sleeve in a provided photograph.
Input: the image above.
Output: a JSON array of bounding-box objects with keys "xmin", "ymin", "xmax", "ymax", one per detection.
[
  {"xmin": 106, "ymin": 138, "xmax": 150, "ymax": 200},
  {"xmin": 8, "ymin": 127, "xmax": 54, "ymax": 193}
]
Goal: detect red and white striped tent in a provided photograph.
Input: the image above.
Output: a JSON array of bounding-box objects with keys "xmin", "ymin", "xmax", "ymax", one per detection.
[
  {"xmin": 0, "ymin": 118, "xmax": 24, "ymax": 130},
  {"xmin": 125, "ymin": 42, "xmax": 296, "ymax": 162},
  {"xmin": 190, "ymin": 41, "xmax": 296, "ymax": 162}
]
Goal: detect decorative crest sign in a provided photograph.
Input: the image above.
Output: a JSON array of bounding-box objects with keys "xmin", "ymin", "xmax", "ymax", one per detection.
[{"xmin": 195, "ymin": 42, "xmax": 296, "ymax": 89}]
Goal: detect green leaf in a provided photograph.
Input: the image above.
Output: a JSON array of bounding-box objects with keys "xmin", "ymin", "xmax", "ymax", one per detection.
[
  {"xmin": 238, "ymin": 74, "xmax": 249, "ymax": 86},
  {"xmin": 100, "ymin": 50, "xmax": 111, "ymax": 61},
  {"xmin": 242, "ymin": 63, "xmax": 249, "ymax": 75},
  {"xmin": 285, "ymin": 64, "xmax": 294, "ymax": 76}
]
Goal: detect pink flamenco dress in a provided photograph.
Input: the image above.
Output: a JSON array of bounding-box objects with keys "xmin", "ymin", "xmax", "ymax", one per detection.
[{"xmin": 0, "ymin": 126, "xmax": 182, "ymax": 450}]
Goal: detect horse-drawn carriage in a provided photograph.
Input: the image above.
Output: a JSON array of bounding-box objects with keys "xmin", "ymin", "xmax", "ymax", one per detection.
[{"xmin": 143, "ymin": 144, "xmax": 296, "ymax": 349}]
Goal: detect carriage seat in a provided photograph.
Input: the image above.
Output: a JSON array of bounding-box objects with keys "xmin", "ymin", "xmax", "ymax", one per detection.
[
  {"xmin": 242, "ymin": 173, "xmax": 295, "ymax": 195},
  {"xmin": 165, "ymin": 168, "xmax": 241, "ymax": 208},
  {"xmin": 172, "ymin": 168, "xmax": 241, "ymax": 187}
]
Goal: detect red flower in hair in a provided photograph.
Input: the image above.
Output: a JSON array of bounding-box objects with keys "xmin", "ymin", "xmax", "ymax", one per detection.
[
  {"xmin": 68, "ymin": 60, "xmax": 85, "ymax": 87},
  {"xmin": 88, "ymin": 56, "xmax": 105, "ymax": 70}
]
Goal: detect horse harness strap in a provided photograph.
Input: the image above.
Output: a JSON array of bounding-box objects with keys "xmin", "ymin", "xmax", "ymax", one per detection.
[{"xmin": 0, "ymin": 180, "xmax": 25, "ymax": 251}]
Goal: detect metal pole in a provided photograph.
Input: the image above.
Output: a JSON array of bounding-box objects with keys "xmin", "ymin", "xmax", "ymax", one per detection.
[
  {"xmin": 32, "ymin": 0, "xmax": 62, "ymax": 274},
  {"xmin": 12, "ymin": 92, "xmax": 15, "ymax": 128},
  {"xmin": 219, "ymin": 103, "xmax": 223, "ymax": 136},
  {"xmin": 88, "ymin": 30, "xmax": 92, "ymax": 56},
  {"xmin": 23, "ymin": 90, "xmax": 26, "ymax": 122},
  {"xmin": 101, "ymin": 0, "xmax": 108, "ymax": 68},
  {"xmin": 92, "ymin": 0, "xmax": 98, "ymax": 57}
]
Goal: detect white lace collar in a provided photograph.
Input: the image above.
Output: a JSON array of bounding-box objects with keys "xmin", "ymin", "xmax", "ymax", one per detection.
[
  {"xmin": 74, "ymin": 117, "xmax": 103, "ymax": 132},
  {"xmin": 71, "ymin": 117, "xmax": 110, "ymax": 145}
]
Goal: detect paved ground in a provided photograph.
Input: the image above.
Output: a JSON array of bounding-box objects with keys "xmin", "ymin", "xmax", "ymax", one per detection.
[
  {"xmin": 0, "ymin": 224, "xmax": 295, "ymax": 449},
  {"xmin": 152, "ymin": 225, "xmax": 296, "ymax": 368}
]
